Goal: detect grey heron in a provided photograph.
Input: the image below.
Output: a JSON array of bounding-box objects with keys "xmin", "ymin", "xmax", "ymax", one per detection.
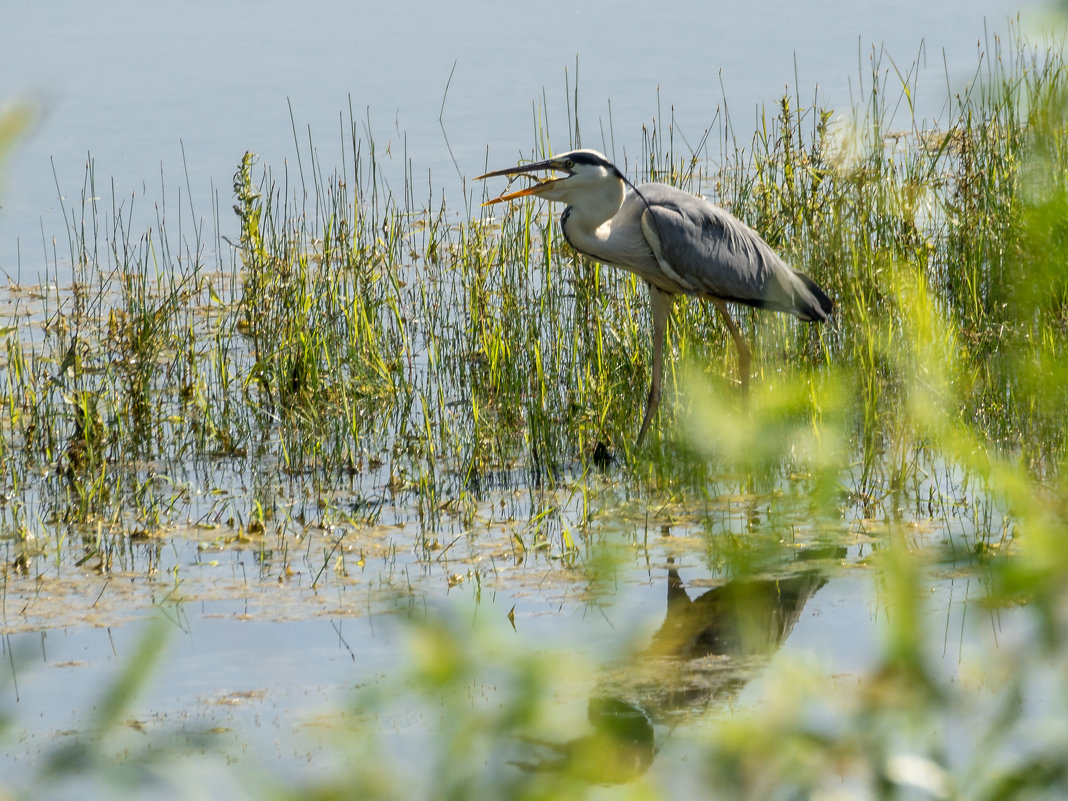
[{"xmin": 478, "ymin": 149, "xmax": 833, "ymax": 447}]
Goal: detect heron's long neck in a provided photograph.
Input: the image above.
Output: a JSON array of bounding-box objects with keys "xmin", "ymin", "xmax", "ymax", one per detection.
[{"xmin": 559, "ymin": 178, "xmax": 626, "ymax": 256}]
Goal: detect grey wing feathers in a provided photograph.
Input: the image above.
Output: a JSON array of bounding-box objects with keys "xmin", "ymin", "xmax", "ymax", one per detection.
[{"xmin": 638, "ymin": 185, "xmax": 833, "ymax": 322}]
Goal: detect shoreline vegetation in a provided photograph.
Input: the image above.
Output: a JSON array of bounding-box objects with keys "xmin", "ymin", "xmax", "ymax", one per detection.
[{"xmin": 1, "ymin": 27, "xmax": 1067, "ymax": 800}]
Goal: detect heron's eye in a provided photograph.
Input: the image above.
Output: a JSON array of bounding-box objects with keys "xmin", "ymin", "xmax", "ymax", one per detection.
[{"xmin": 563, "ymin": 159, "xmax": 575, "ymax": 169}]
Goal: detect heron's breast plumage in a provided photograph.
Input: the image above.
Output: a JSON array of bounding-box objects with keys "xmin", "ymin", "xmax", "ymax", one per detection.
[{"xmin": 560, "ymin": 195, "xmax": 682, "ymax": 293}]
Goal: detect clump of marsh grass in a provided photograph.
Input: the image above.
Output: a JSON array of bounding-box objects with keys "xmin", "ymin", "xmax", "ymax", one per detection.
[
  {"xmin": 231, "ymin": 149, "xmax": 406, "ymax": 460},
  {"xmin": 0, "ymin": 19, "xmax": 1063, "ymax": 630},
  {"xmin": 1, "ymin": 27, "xmax": 1065, "ymax": 574}
]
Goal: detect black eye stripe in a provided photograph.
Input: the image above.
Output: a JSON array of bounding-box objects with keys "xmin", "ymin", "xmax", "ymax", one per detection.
[{"xmin": 567, "ymin": 152, "xmax": 608, "ymax": 167}]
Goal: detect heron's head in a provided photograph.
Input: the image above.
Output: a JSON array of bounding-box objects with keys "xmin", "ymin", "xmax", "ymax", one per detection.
[{"xmin": 477, "ymin": 149, "xmax": 625, "ymax": 206}]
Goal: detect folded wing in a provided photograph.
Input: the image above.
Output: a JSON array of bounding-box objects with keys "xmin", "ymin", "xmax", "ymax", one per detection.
[{"xmin": 637, "ymin": 184, "xmax": 832, "ymax": 322}]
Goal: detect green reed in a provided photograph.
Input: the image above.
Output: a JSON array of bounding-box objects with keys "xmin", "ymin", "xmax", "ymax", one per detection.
[{"xmin": 0, "ymin": 30, "xmax": 1061, "ymax": 554}]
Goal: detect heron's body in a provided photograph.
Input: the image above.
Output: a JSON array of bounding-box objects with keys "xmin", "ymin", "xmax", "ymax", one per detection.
[
  {"xmin": 478, "ymin": 149, "xmax": 833, "ymax": 446},
  {"xmin": 560, "ymin": 181, "xmax": 830, "ymax": 318}
]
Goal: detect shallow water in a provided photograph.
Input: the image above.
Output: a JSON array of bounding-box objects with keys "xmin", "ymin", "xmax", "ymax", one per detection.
[
  {"xmin": 0, "ymin": 549, "xmax": 1017, "ymax": 798},
  {"xmin": 0, "ymin": 432, "xmax": 1019, "ymax": 793}
]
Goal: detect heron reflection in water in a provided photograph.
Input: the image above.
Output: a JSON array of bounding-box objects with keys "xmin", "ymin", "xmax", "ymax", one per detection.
[{"xmin": 509, "ymin": 547, "xmax": 845, "ymax": 783}]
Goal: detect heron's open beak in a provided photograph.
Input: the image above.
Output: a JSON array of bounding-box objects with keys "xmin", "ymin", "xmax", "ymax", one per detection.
[{"xmin": 476, "ymin": 157, "xmax": 571, "ymax": 205}]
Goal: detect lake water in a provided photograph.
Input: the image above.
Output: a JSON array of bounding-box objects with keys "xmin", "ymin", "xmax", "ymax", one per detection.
[
  {"xmin": 1, "ymin": 0, "xmax": 1031, "ymax": 281},
  {"xmin": 0, "ymin": 1, "xmax": 1049, "ymax": 798}
]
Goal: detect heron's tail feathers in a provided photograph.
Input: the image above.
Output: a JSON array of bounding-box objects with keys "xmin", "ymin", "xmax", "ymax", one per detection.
[
  {"xmin": 711, "ymin": 267, "xmax": 833, "ymax": 322},
  {"xmin": 790, "ymin": 271, "xmax": 834, "ymax": 322}
]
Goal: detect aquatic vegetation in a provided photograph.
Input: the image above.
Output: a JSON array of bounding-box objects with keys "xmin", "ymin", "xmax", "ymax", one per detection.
[{"xmin": 1, "ymin": 24, "xmax": 1068, "ymax": 801}]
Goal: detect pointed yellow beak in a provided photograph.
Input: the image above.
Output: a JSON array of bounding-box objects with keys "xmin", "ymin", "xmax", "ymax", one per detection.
[
  {"xmin": 479, "ymin": 180, "xmax": 559, "ymax": 206},
  {"xmin": 475, "ymin": 157, "xmax": 570, "ymax": 206}
]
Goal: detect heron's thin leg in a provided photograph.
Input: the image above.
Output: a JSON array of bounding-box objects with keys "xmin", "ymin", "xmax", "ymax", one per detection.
[
  {"xmin": 636, "ymin": 287, "xmax": 674, "ymax": 447},
  {"xmin": 711, "ymin": 298, "xmax": 750, "ymax": 399}
]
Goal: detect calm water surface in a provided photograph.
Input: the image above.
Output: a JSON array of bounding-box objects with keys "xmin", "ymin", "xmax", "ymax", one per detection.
[
  {"xmin": 2, "ymin": 555, "xmax": 1007, "ymax": 798},
  {"xmin": 1, "ymin": 0, "xmax": 1030, "ymax": 279}
]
